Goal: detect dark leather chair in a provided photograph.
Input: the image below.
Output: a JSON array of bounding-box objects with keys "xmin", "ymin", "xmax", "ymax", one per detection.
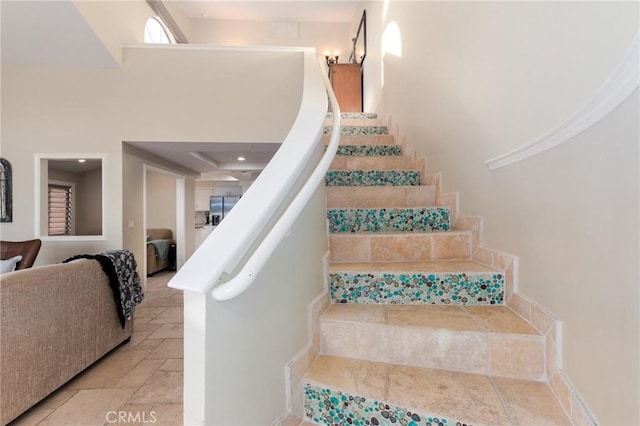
[{"xmin": 0, "ymin": 239, "xmax": 42, "ymax": 270}]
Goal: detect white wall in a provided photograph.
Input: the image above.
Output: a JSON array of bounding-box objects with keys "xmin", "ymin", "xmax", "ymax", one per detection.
[
  {"xmin": 185, "ymin": 186, "xmax": 327, "ymax": 424},
  {"xmin": 1, "ymin": 46, "xmax": 303, "ymax": 266},
  {"xmin": 146, "ymin": 169, "xmax": 177, "ymax": 236},
  {"xmin": 188, "ymin": 18, "xmax": 352, "ymax": 63},
  {"xmin": 76, "ymin": 168, "xmax": 103, "ymax": 235},
  {"xmin": 361, "ymin": 1, "xmax": 639, "ymax": 424}
]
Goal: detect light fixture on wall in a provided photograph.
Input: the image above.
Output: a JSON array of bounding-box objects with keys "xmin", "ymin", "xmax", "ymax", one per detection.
[
  {"xmin": 237, "ymin": 156, "xmax": 245, "ymax": 161},
  {"xmin": 324, "ymin": 50, "xmax": 339, "ymax": 65}
]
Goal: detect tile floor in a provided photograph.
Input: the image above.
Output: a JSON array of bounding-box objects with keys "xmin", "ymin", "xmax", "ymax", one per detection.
[{"xmin": 10, "ymin": 271, "xmax": 183, "ymax": 426}]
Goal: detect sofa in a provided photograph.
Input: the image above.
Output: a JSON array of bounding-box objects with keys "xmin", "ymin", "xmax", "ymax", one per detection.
[
  {"xmin": 0, "ymin": 259, "xmax": 133, "ymax": 425},
  {"xmin": 146, "ymin": 228, "xmax": 175, "ymax": 276}
]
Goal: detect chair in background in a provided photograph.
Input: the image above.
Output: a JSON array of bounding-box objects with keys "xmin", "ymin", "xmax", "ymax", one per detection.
[{"xmin": 0, "ymin": 239, "xmax": 42, "ymax": 270}]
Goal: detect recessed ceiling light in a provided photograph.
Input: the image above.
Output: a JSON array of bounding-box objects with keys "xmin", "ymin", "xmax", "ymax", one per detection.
[
  {"xmin": 237, "ymin": 156, "xmax": 245, "ymax": 161},
  {"xmin": 78, "ymin": 159, "xmax": 86, "ymax": 163}
]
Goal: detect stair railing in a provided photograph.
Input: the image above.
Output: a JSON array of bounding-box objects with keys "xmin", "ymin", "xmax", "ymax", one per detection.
[{"xmin": 168, "ymin": 47, "xmax": 340, "ymax": 299}]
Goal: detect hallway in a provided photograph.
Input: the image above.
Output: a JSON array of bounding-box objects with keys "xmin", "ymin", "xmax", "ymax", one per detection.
[{"xmin": 11, "ymin": 272, "xmax": 183, "ymax": 426}]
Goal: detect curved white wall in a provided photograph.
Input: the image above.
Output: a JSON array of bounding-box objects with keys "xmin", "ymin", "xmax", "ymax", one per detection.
[{"xmin": 361, "ymin": 1, "xmax": 639, "ymax": 424}]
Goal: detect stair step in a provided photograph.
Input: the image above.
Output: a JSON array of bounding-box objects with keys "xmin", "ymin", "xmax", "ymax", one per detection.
[
  {"xmin": 326, "ymin": 112, "xmax": 378, "ymax": 120},
  {"xmin": 320, "ymin": 305, "xmax": 543, "ymax": 379},
  {"xmin": 335, "ymin": 145, "xmax": 403, "ymax": 156},
  {"xmin": 325, "ymin": 170, "xmax": 421, "ymax": 187},
  {"xmin": 329, "ymin": 231, "xmax": 471, "ymax": 263},
  {"xmin": 325, "ymin": 118, "xmax": 384, "ymax": 127},
  {"xmin": 324, "ymin": 125, "xmax": 389, "ymax": 136},
  {"xmin": 323, "ymin": 134, "xmax": 396, "ymax": 146},
  {"xmin": 327, "ymin": 207, "xmax": 451, "ymax": 233},
  {"xmin": 329, "ymin": 260, "xmax": 503, "ymax": 305},
  {"xmin": 326, "ymin": 186, "xmax": 436, "ymax": 209},
  {"xmin": 330, "ymin": 155, "xmax": 414, "ymax": 170},
  {"xmin": 303, "ymin": 355, "xmax": 570, "ymax": 426}
]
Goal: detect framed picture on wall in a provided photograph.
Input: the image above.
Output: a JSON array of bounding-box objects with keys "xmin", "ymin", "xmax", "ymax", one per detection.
[{"xmin": 1, "ymin": 158, "xmax": 12, "ymax": 223}]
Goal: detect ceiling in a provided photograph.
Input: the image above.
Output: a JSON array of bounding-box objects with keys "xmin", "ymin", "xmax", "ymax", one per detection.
[{"xmin": 170, "ymin": 1, "xmax": 361, "ymax": 23}]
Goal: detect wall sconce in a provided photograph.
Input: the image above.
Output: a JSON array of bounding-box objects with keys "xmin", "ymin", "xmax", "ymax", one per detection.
[{"xmin": 324, "ymin": 50, "xmax": 339, "ymax": 65}]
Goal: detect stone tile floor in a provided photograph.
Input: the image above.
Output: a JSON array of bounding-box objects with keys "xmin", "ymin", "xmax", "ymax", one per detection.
[{"xmin": 10, "ymin": 272, "xmax": 183, "ymax": 426}]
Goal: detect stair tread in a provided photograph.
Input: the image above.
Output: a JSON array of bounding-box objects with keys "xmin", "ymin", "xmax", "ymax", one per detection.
[
  {"xmin": 330, "ymin": 259, "xmax": 498, "ymax": 273},
  {"xmin": 304, "ymin": 355, "xmax": 570, "ymax": 426},
  {"xmin": 321, "ymin": 304, "xmax": 540, "ymax": 335}
]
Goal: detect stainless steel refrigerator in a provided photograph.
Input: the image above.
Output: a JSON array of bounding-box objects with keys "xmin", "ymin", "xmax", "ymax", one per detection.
[{"xmin": 210, "ymin": 196, "xmax": 240, "ymax": 225}]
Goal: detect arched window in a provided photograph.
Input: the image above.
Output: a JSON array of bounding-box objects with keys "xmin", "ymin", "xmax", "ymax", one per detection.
[{"xmin": 144, "ymin": 17, "xmax": 172, "ymax": 44}]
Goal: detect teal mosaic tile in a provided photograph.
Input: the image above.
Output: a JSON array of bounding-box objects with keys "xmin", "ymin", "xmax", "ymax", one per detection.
[
  {"xmin": 325, "ymin": 170, "xmax": 421, "ymax": 186},
  {"xmin": 330, "ymin": 272, "xmax": 504, "ymax": 305},
  {"xmin": 327, "ymin": 112, "xmax": 379, "ymax": 119},
  {"xmin": 304, "ymin": 383, "xmax": 467, "ymax": 426},
  {"xmin": 324, "ymin": 126, "xmax": 389, "ymax": 136},
  {"xmin": 336, "ymin": 145, "xmax": 402, "ymax": 156},
  {"xmin": 327, "ymin": 208, "xmax": 450, "ymax": 233}
]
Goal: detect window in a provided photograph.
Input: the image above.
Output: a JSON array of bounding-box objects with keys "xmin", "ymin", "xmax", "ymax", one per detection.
[
  {"xmin": 144, "ymin": 17, "xmax": 171, "ymax": 44},
  {"xmin": 48, "ymin": 183, "xmax": 73, "ymax": 236}
]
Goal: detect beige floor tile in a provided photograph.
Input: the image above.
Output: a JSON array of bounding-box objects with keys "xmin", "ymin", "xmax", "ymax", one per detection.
[
  {"xmin": 387, "ymin": 365, "xmax": 510, "ymax": 425},
  {"xmin": 39, "ymin": 388, "xmax": 136, "ymax": 426},
  {"xmin": 305, "ymin": 355, "xmax": 389, "ymax": 399},
  {"xmin": 492, "ymin": 377, "xmax": 571, "ymax": 425},
  {"xmin": 158, "ymin": 359, "xmax": 184, "ymax": 372},
  {"xmin": 134, "ymin": 323, "xmax": 164, "ymax": 332},
  {"xmin": 132, "ymin": 338, "xmax": 166, "ymax": 351},
  {"xmin": 134, "ymin": 307, "xmax": 167, "ymax": 319},
  {"xmin": 151, "ymin": 404, "xmax": 183, "ymax": 426},
  {"xmin": 9, "ymin": 409, "xmax": 54, "ymax": 426},
  {"xmin": 123, "ymin": 331, "xmax": 152, "ymax": 348},
  {"xmin": 385, "ymin": 305, "xmax": 483, "ymax": 331},
  {"xmin": 133, "ymin": 317, "xmax": 152, "ymax": 325},
  {"xmin": 279, "ymin": 414, "xmax": 302, "ymax": 426},
  {"xmin": 148, "ymin": 324, "xmax": 183, "ymax": 339},
  {"xmin": 146, "ymin": 339, "xmax": 183, "ymax": 359},
  {"xmin": 31, "ymin": 389, "xmax": 78, "ymax": 411},
  {"xmin": 128, "ymin": 371, "xmax": 183, "ymax": 405},
  {"xmin": 65, "ymin": 349, "xmax": 150, "ymax": 390},
  {"xmin": 141, "ymin": 297, "xmax": 182, "ymax": 308},
  {"xmin": 148, "ymin": 308, "xmax": 183, "ymax": 324},
  {"xmin": 464, "ymin": 306, "xmax": 539, "ymax": 335},
  {"xmin": 490, "ymin": 335, "xmax": 545, "ymax": 381},
  {"xmin": 116, "ymin": 359, "xmax": 165, "ymax": 387}
]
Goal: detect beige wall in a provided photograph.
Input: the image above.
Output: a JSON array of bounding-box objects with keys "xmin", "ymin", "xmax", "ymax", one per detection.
[
  {"xmin": 1, "ymin": 46, "xmax": 303, "ymax": 267},
  {"xmin": 146, "ymin": 169, "xmax": 177, "ymax": 236},
  {"xmin": 361, "ymin": 1, "xmax": 639, "ymax": 424},
  {"xmin": 76, "ymin": 168, "xmax": 103, "ymax": 235}
]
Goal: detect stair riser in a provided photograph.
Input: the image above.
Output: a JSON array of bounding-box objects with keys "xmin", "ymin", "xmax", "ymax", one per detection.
[
  {"xmin": 335, "ymin": 145, "xmax": 402, "ymax": 156},
  {"xmin": 330, "ymin": 272, "xmax": 504, "ymax": 305},
  {"xmin": 327, "ymin": 208, "xmax": 451, "ymax": 233},
  {"xmin": 324, "ymin": 134, "xmax": 396, "ymax": 146},
  {"xmin": 326, "ymin": 112, "xmax": 378, "ymax": 120},
  {"xmin": 319, "ymin": 322, "xmax": 545, "ymax": 380},
  {"xmin": 304, "ymin": 383, "xmax": 458, "ymax": 426},
  {"xmin": 324, "ymin": 126, "xmax": 389, "ymax": 136},
  {"xmin": 330, "ymin": 156, "xmax": 414, "ymax": 170},
  {"xmin": 325, "ymin": 118, "xmax": 384, "ymax": 127},
  {"xmin": 325, "ymin": 170, "xmax": 421, "ymax": 187},
  {"xmin": 326, "ymin": 186, "xmax": 436, "ymax": 209},
  {"xmin": 329, "ymin": 233, "xmax": 471, "ymax": 262}
]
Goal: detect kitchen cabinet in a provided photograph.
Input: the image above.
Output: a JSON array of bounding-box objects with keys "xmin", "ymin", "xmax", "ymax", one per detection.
[
  {"xmin": 195, "ymin": 189, "xmax": 212, "ymax": 211},
  {"xmin": 329, "ymin": 63, "xmax": 362, "ymax": 112},
  {"xmin": 194, "ymin": 225, "xmax": 215, "ymax": 249},
  {"xmin": 212, "ymin": 186, "xmax": 243, "ymax": 197}
]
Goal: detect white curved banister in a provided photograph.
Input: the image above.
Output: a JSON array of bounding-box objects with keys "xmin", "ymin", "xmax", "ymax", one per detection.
[
  {"xmin": 212, "ymin": 61, "xmax": 340, "ymax": 301},
  {"xmin": 168, "ymin": 47, "xmax": 339, "ymax": 297},
  {"xmin": 485, "ymin": 31, "xmax": 639, "ymax": 170}
]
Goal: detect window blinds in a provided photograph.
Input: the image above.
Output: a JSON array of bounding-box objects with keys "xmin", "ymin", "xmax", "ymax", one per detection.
[{"xmin": 48, "ymin": 184, "xmax": 72, "ymax": 236}]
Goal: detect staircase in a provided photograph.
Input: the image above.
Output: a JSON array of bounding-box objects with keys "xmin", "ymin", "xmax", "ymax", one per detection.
[{"xmin": 290, "ymin": 113, "xmax": 572, "ymax": 425}]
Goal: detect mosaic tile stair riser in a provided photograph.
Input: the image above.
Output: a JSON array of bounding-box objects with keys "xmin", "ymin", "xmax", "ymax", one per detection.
[
  {"xmin": 304, "ymin": 383, "xmax": 470, "ymax": 426},
  {"xmin": 327, "ymin": 208, "xmax": 451, "ymax": 233},
  {"xmin": 330, "ymin": 272, "xmax": 504, "ymax": 305},
  {"xmin": 324, "ymin": 126, "xmax": 390, "ymax": 136},
  {"xmin": 336, "ymin": 145, "xmax": 403, "ymax": 156},
  {"xmin": 327, "ymin": 112, "xmax": 379, "ymax": 119},
  {"xmin": 325, "ymin": 170, "xmax": 422, "ymax": 187}
]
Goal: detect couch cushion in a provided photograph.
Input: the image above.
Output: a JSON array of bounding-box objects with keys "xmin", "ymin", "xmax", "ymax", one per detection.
[{"xmin": 0, "ymin": 255, "xmax": 22, "ymax": 273}]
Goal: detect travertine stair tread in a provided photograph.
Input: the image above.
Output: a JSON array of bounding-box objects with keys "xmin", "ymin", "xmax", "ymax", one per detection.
[
  {"xmin": 330, "ymin": 156, "xmax": 415, "ymax": 170},
  {"xmin": 323, "ymin": 134, "xmax": 396, "ymax": 146},
  {"xmin": 303, "ymin": 355, "xmax": 571, "ymax": 426},
  {"xmin": 330, "ymin": 259, "xmax": 498, "ymax": 274},
  {"xmin": 321, "ymin": 304, "xmax": 540, "ymax": 335}
]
